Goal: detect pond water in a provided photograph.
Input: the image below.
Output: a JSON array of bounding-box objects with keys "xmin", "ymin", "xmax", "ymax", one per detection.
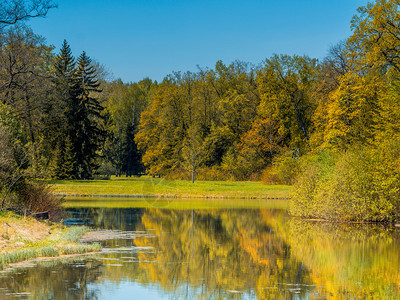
[{"xmin": 0, "ymin": 198, "xmax": 399, "ymax": 299}]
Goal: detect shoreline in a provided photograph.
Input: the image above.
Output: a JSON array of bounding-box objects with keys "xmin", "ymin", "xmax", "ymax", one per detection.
[
  {"xmin": 0, "ymin": 213, "xmax": 100, "ymax": 270},
  {"xmin": 2, "ymin": 251, "xmax": 102, "ymax": 271},
  {"xmin": 55, "ymin": 192, "xmax": 291, "ymax": 200},
  {"xmin": 1, "ymin": 227, "xmax": 158, "ymax": 271}
]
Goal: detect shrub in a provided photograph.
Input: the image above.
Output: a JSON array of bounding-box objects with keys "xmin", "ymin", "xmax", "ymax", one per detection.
[
  {"xmin": 165, "ymin": 168, "xmax": 191, "ymax": 181},
  {"xmin": 290, "ymin": 144, "xmax": 400, "ymax": 222},
  {"xmin": 0, "ymin": 121, "xmax": 28, "ymax": 211},
  {"xmin": 261, "ymin": 150, "xmax": 311, "ymax": 185},
  {"xmin": 221, "ymin": 149, "xmax": 258, "ymax": 181},
  {"xmin": 94, "ymin": 161, "xmax": 115, "ymax": 179},
  {"xmin": 165, "ymin": 166, "xmax": 233, "ymax": 181},
  {"xmin": 20, "ymin": 182, "xmax": 64, "ymax": 221},
  {"xmin": 195, "ymin": 166, "xmax": 233, "ymax": 181},
  {"xmin": 261, "ymin": 166, "xmax": 282, "ymax": 185}
]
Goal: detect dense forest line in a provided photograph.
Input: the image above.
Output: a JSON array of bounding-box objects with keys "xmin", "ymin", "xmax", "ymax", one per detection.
[{"xmin": 1, "ymin": 0, "xmax": 400, "ymax": 220}]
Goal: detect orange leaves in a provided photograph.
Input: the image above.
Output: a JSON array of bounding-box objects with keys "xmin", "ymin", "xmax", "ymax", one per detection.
[{"xmin": 240, "ymin": 117, "xmax": 287, "ymax": 162}]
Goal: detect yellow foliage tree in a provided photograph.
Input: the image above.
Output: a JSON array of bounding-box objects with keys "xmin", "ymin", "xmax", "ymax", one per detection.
[
  {"xmin": 311, "ymin": 72, "xmax": 383, "ymax": 150},
  {"xmin": 349, "ymin": 0, "xmax": 400, "ymax": 72}
]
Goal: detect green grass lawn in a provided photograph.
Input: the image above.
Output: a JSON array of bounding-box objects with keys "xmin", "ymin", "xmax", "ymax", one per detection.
[{"xmin": 48, "ymin": 176, "xmax": 292, "ymax": 199}]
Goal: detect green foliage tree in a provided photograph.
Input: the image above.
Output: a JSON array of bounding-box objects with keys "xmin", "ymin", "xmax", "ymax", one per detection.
[
  {"xmin": 102, "ymin": 79, "xmax": 150, "ymax": 176},
  {"xmin": 256, "ymin": 55, "xmax": 317, "ymax": 153},
  {"xmin": 0, "ymin": 26, "xmax": 55, "ymax": 176},
  {"xmin": 0, "ymin": 103, "xmax": 27, "ymax": 209}
]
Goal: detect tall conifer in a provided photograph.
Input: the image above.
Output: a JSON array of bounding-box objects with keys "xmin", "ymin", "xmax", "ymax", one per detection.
[
  {"xmin": 71, "ymin": 51, "xmax": 105, "ymax": 179},
  {"xmin": 51, "ymin": 40, "xmax": 77, "ymax": 178}
]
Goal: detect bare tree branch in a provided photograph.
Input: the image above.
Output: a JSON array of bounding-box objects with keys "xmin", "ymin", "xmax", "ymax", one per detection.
[{"xmin": 0, "ymin": 0, "xmax": 57, "ymax": 29}]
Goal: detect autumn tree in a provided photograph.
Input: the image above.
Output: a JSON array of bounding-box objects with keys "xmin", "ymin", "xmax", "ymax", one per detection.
[
  {"xmin": 178, "ymin": 72, "xmax": 207, "ymax": 182},
  {"xmin": 349, "ymin": 0, "xmax": 400, "ymax": 72},
  {"xmin": 136, "ymin": 58, "xmax": 318, "ymax": 180},
  {"xmin": 347, "ymin": 0, "xmax": 400, "ymax": 146},
  {"xmin": 253, "ymin": 55, "xmax": 317, "ymax": 158},
  {"xmin": 202, "ymin": 61, "xmax": 260, "ymax": 179},
  {"xmin": 322, "ymin": 73, "xmax": 381, "ymax": 150},
  {"xmin": 136, "ymin": 78, "xmax": 185, "ymax": 176}
]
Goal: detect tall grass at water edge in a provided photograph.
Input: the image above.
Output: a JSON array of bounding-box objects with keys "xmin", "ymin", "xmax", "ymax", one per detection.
[{"xmin": 0, "ymin": 226, "xmax": 100, "ymax": 270}]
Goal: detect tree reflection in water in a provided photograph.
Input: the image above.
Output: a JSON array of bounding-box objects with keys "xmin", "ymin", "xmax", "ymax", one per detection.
[
  {"xmin": 278, "ymin": 219, "xmax": 400, "ymax": 299},
  {"xmin": 0, "ymin": 207, "xmax": 398, "ymax": 299}
]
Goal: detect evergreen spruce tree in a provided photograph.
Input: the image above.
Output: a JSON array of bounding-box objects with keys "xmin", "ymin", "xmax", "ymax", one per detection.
[
  {"xmin": 61, "ymin": 135, "xmax": 75, "ymax": 179},
  {"xmin": 51, "ymin": 40, "xmax": 77, "ymax": 179},
  {"xmin": 55, "ymin": 40, "xmax": 75, "ymax": 79},
  {"xmin": 50, "ymin": 142, "xmax": 63, "ymax": 179},
  {"xmin": 50, "ymin": 135, "xmax": 74, "ymax": 180},
  {"xmin": 121, "ymin": 124, "xmax": 144, "ymax": 176},
  {"xmin": 71, "ymin": 52, "xmax": 105, "ymax": 179}
]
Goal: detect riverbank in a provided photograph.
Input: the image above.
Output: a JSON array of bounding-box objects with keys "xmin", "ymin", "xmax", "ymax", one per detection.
[
  {"xmin": 0, "ymin": 212, "xmax": 100, "ymax": 270},
  {"xmin": 48, "ymin": 176, "xmax": 292, "ymax": 199}
]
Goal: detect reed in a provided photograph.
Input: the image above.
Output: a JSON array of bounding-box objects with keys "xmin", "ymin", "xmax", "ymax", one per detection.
[{"xmin": 59, "ymin": 243, "xmax": 101, "ymax": 255}]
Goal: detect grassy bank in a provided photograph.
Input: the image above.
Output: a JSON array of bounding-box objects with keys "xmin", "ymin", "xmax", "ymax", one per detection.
[
  {"xmin": 0, "ymin": 212, "xmax": 100, "ymax": 270},
  {"xmin": 48, "ymin": 176, "xmax": 292, "ymax": 199},
  {"xmin": 64, "ymin": 197, "xmax": 290, "ymax": 210}
]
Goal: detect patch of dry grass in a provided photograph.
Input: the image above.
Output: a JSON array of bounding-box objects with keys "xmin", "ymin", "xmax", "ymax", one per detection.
[{"xmin": 0, "ymin": 212, "xmax": 100, "ymax": 269}]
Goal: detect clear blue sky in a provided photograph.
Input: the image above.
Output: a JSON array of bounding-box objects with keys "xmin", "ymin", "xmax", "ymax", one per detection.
[{"xmin": 29, "ymin": 0, "xmax": 367, "ymax": 83}]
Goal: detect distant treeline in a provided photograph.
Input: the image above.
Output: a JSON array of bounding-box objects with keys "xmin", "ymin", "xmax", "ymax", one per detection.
[{"xmin": 1, "ymin": 1, "xmax": 400, "ymax": 219}]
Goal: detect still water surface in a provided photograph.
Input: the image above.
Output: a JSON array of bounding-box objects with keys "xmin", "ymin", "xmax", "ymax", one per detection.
[{"xmin": 0, "ymin": 198, "xmax": 399, "ymax": 299}]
